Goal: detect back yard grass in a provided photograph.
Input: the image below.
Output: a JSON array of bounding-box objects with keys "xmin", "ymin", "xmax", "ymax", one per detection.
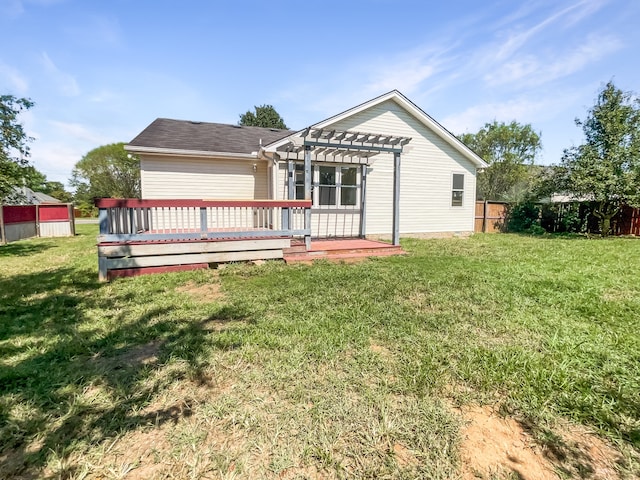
[{"xmin": 1, "ymin": 225, "xmax": 639, "ymax": 479}]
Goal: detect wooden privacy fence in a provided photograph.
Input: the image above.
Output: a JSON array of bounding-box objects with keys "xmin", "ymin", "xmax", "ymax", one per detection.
[
  {"xmin": 474, "ymin": 201, "xmax": 508, "ymax": 233},
  {"xmin": 0, "ymin": 204, "xmax": 75, "ymax": 244}
]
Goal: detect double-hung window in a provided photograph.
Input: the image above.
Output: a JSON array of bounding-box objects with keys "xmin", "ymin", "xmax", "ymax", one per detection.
[
  {"xmin": 319, "ymin": 166, "xmax": 337, "ymax": 205},
  {"xmin": 452, "ymin": 173, "xmax": 464, "ymax": 207},
  {"xmin": 340, "ymin": 166, "xmax": 358, "ymax": 206}
]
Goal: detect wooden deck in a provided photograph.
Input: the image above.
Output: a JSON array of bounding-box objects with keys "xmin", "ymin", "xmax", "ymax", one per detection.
[{"xmin": 94, "ymin": 199, "xmax": 404, "ymax": 280}]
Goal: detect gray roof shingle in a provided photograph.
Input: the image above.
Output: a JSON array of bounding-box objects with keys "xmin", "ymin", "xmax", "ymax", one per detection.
[{"xmin": 128, "ymin": 118, "xmax": 295, "ymax": 155}]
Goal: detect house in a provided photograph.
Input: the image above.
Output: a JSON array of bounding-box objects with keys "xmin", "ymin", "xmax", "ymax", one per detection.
[
  {"xmin": 95, "ymin": 90, "xmax": 486, "ymax": 280},
  {"xmin": 125, "ymin": 90, "xmax": 487, "ymax": 241}
]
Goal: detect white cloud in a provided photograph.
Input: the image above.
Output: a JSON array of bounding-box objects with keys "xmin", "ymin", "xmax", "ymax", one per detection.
[
  {"xmin": 0, "ymin": 62, "xmax": 29, "ymax": 94},
  {"xmin": 441, "ymin": 89, "xmax": 582, "ymax": 135},
  {"xmin": 485, "ymin": 34, "xmax": 623, "ymax": 87},
  {"xmin": 29, "ymin": 140, "xmax": 85, "ymax": 185},
  {"xmin": 49, "ymin": 121, "xmax": 110, "ymax": 145},
  {"xmin": 40, "ymin": 52, "xmax": 80, "ymax": 96}
]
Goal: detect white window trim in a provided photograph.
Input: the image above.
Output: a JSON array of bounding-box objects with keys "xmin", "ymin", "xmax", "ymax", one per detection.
[{"xmin": 451, "ymin": 172, "xmax": 465, "ymax": 207}]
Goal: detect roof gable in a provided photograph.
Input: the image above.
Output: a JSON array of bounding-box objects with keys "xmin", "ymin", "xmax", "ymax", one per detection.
[
  {"xmin": 264, "ymin": 90, "xmax": 487, "ymax": 168},
  {"xmin": 126, "ymin": 118, "xmax": 294, "ymax": 157}
]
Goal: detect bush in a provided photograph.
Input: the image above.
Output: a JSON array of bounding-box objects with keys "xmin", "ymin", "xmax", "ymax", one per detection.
[{"xmin": 507, "ymin": 202, "xmax": 544, "ymax": 233}]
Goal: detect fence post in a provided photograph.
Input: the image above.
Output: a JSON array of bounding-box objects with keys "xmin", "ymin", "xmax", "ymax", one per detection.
[
  {"xmin": 68, "ymin": 204, "xmax": 76, "ymax": 236},
  {"xmin": 482, "ymin": 200, "xmax": 488, "ymax": 233},
  {"xmin": 35, "ymin": 204, "xmax": 41, "ymax": 238}
]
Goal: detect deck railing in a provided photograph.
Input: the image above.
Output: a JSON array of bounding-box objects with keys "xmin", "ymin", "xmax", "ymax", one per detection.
[{"xmin": 95, "ymin": 199, "xmax": 311, "ymax": 242}]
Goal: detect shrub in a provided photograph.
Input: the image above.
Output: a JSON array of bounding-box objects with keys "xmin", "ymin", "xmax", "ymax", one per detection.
[{"xmin": 507, "ymin": 202, "xmax": 544, "ymax": 233}]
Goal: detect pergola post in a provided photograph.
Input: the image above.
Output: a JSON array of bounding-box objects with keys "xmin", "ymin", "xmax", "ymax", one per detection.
[
  {"xmin": 287, "ymin": 159, "xmax": 294, "ymax": 232},
  {"xmin": 304, "ymin": 145, "xmax": 312, "ymax": 250},
  {"xmin": 359, "ymin": 164, "xmax": 367, "ymax": 238},
  {"xmin": 392, "ymin": 152, "xmax": 401, "ymax": 246}
]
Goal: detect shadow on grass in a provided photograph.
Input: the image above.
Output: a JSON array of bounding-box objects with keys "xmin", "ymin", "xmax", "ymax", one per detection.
[
  {"xmin": 0, "ymin": 241, "xmax": 55, "ymax": 257},
  {"xmin": 0, "ymin": 264, "xmax": 250, "ymax": 479}
]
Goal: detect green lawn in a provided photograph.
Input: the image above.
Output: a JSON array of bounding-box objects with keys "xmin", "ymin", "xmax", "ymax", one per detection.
[{"xmin": 1, "ymin": 225, "xmax": 639, "ymax": 479}]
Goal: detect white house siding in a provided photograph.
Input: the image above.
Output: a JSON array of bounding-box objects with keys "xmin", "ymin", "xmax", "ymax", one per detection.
[
  {"xmin": 326, "ymin": 99, "xmax": 477, "ymax": 236},
  {"xmin": 141, "ymin": 155, "xmax": 268, "ymax": 199}
]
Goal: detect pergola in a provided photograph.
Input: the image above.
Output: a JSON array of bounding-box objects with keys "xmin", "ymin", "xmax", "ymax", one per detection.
[{"xmin": 272, "ymin": 127, "xmax": 412, "ymax": 248}]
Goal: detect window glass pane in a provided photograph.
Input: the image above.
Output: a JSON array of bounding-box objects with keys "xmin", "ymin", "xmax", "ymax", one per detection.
[
  {"xmin": 319, "ymin": 186, "xmax": 336, "ymax": 205},
  {"xmin": 295, "ymin": 186, "xmax": 304, "ymax": 200},
  {"xmin": 341, "ymin": 186, "xmax": 357, "ymax": 206},
  {"xmin": 452, "ymin": 174, "xmax": 464, "ymax": 190},
  {"xmin": 452, "ymin": 190, "xmax": 463, "ymax": 206},
  {"xmin": 319, "ymin": 166, "xmax": 336, "ymax": 186},
  {"xmin": 341, "ymin": 167, "xmax": 357, "ymax": 186}
]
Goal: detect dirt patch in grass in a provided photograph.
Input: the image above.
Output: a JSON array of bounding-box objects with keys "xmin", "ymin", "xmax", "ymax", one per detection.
[
  {"xmin": 369, "ymin": 339, "xmax": 391, "ymax": 358},
  {"xmin": 457, "ymin": 404, "xmax": 625, "ymax": 479},
  {"xmin": 177, "ymin": 280, "xmax": 225, "ymax": 302}
]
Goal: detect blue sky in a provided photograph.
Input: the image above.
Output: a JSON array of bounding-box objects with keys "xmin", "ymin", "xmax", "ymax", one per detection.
[{"xmin": 1, "ymin": 0, "xmax": 638, "ymax": 188}]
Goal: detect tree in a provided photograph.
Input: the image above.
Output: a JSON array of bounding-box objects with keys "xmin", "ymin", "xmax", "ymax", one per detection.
[
  {"xmin": 0, "ymin": 95, "xmax": 34, "ymax": 198},
  {"xmin": 557, "ymin": 81, "xmax": 640, "ymax": 236},
  {"xmin": 70, "ymin": 143, "xmax": 140, "ymax": 201},
  {"xmin": 238, "ymin": 104, "xmax": 288, "ymax": 129},
  {"xmin": 458, "ymin": 121, "xmax": 542, "ymax": 200}
]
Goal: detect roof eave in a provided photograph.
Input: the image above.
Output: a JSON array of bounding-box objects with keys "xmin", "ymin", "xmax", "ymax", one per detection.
[{"xmin": 124, "ymin": 145, "xmax": 259, "ymax": 159}]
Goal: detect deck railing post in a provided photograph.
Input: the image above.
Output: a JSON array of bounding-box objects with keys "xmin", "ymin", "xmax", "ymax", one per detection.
[
  {"xmin": 97, "ymin": 207, "xmax": 109, "ymax": 282},
  {"xmin": 0, "ymin": 204, "xmax": 6, "ymax": 245},
  {"xmin": 281, "ymin": 207, "xmax": 289, "ymax": 233},
  {"xmin": 200, "ymin": 207, "xmax": 208, "ymax": 239}
]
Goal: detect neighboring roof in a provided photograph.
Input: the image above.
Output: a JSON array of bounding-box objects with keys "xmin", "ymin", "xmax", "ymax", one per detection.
[
  {"xmin": 4, "ymin": 187, "xmax": 62, "ymax": 205},
  {"xmin": 263, "ymin": 90, "xmax": 488, "ymax": 168},
  {"xmin": 126, "ymin": 118, "xmax": 294, "ymax": 157},
  {"xmin": 32, "ymin": 191, "xmax": 62, "ymax": 204}
]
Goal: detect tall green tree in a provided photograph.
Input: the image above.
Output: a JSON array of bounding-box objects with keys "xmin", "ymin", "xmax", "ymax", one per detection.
[
  {"xmin": 557, "ymin": 81, "xmax": 640, "ymax": 236},
  {"xmin": 0, "ymin": 95, "xmax": 34, "ymax": 198},
  {"xmin": 459, "ymin": 121, "xmax": 542, "ymax": 200},
  {"xmin": 238, "ymin": 104, "xmax": 288, "ymax": 129},
  {"xmin": 71, "ymin": 143, "xmax": 140, "ymax": 201}
]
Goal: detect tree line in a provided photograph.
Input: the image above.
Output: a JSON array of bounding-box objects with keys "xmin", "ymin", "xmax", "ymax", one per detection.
[{"xmin": 1, "ymin": 88, "xmax": 638, "ymax": 235}]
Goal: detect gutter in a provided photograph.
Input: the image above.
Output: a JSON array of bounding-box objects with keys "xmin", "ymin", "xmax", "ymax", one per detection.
[{"xmin": 124, "ymin": 145, "xmax": 258, "ymax": 160}]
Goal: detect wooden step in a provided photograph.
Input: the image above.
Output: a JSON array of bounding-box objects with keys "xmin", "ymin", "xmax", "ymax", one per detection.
[{"xmin": 283, "ymin": 249, "xmax": 405, "ymax": 264}]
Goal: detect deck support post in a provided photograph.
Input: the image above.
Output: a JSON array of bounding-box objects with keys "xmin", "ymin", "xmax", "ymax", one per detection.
[
  {"xmin": 359, "ymin": 164, "xmax": 367, "ymax": 238},
  {"xmin": 392, "ymin": 152, "xmax": 401, "ymax": 246},
  {"xmin": 304, "ymin": 145, "xmax": 312, "ymax": 250}
]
